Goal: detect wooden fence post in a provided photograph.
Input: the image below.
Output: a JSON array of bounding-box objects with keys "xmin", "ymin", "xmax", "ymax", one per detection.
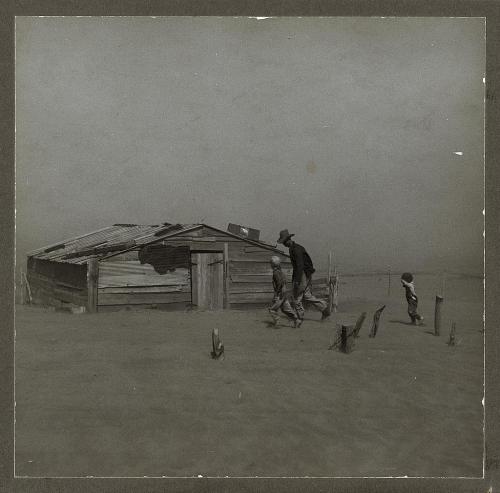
[
  {"xmin": 87, "ymin": 258, "xmax": 99, "ymax": 313},
  {"xmin": 329, "ymin": 324, "xmax": 342, "ymax": 350},
  {"xmin": 448, "ymin": 322, "xmax": 456, "ymax": 346},
  {"xmin": 329, "ymin": 324, "xmax": 355, "ymax": 353},
  {"xmin": 23, "ymin": 271, "xmax": 32, "ymax": 305},
  {"xmin": 223, "ymin": 243, "xmax": 230, "ymax": 309},
  {"xmin": 20, "ymin": 270, "xmax": 25, "ymax": 305},
  {"xmin": 332, "ymin": 266, "xmax": 339, "ymax": 313},
  {"xmin": 327, "ymin": 252, "xmax": 333, "ymax": 313},
  {"xmin": 211, "ymin": 328, "xmax": 225, "ymax": 359},
  {"xmin": 369, "ymin": 305, "xmax": 386, "ymax": 338},
  {"xmin": 353, "ymin": 312, "xmax": 367, "ymax": 338},
  {"xmin": 341, "ymin": 325, "xmax": 356, "ymax": 353},
  {"xmin": 434, "ymin": 295, "xmax": 443, "ymax": 336}
]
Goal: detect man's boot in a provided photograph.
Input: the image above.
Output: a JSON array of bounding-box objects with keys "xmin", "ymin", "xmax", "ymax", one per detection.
[{"xmin": 321, "ymin": 308, "xmax": 331, "ymax": 321}]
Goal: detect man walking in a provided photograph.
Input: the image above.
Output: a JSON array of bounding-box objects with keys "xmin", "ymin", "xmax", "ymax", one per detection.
[{"xmin": 277, "ymin": 229, "xmax": 330, "ymax": 324}]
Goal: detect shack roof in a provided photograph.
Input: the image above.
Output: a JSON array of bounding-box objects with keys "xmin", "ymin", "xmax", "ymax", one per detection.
[{"xmin": 28, "ymin": 223, "xmax": 287, "ymax": 264}]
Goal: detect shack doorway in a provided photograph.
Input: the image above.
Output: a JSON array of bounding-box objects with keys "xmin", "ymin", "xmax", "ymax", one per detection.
[{"xmin": 190, "ymin": 252, "xmax": 224, "ymax": 310}]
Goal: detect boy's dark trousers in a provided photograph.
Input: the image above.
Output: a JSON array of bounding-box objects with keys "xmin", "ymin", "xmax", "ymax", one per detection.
[{"xmin": 408, "ymin": 299, "xmax": 423, "ymax": 323}]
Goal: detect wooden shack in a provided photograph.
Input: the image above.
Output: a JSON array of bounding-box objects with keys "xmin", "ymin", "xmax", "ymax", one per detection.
[{"xmin": 25, "ymin": 223, "xmax": 329, "ymax": 312}]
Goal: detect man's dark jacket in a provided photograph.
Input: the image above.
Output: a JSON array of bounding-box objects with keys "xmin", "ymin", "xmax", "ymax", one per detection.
[{"xmin": 288, "ymin": 241, "xmax": 315, "ymax": 284}]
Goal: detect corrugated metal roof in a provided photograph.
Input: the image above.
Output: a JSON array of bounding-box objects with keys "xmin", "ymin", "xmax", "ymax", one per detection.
[
  {"xmin": 28, "ymin": 224, "xmax": 200, "ymax": 264},
  {"xmin": 28, "ymin": 223, "xmax": 287, "ymax": 264}
]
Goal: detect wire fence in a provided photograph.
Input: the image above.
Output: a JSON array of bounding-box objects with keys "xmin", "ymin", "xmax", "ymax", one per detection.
[{"xmin": 319, "ymin": 271, "xmax": 483, "ymax": 304}]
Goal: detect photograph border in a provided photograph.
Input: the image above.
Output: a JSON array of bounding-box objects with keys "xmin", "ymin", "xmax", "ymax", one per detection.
[{"xmin": 2, "ymin": 2, "xmax": 499, "ymax": 492}]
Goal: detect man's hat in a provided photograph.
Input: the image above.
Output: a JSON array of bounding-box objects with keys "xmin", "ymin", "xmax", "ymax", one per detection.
[{"xmin": 277, "ymin": 229, "xmax": 294, "ymax": 244}]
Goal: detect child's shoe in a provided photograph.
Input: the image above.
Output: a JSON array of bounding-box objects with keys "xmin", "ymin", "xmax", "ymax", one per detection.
[{"xmin": 268, "ymin": 309, "xmax": 278, "ymax": 326}]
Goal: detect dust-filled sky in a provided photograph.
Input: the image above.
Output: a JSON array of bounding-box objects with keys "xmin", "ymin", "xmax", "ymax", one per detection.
[{"xmin": 15, "ymin": 17, "xmax": 485, "ymax": 273}]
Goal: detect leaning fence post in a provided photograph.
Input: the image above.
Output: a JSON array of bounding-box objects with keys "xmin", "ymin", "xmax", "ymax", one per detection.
[
  {"xmin": 369, "ymin": 305, "xmax": 386, "ymax": 338},
  {"xmin": 434, "ymin": 295, "xmax": 444, "ymax": 336},
  {"xmin": 23, "ymin": 271, "xmax": 32, "ymax": 305},
  {"xmin": 327, "ymin": 252, "xmax": 334, "ymax": 313},
  {"xmin": 353, "ymin": 312, "xmax": 367, "ymax": 338},
  {"xmin": 448, "ymin": 322, "xmax": 456, "ymax": 346},
  {"xmin": 332, "ymin": 266, "xmax": 339, "ymax": 313}
]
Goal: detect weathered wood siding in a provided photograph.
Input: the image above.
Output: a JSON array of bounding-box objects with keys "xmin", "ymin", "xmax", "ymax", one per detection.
[
  {"xmin": 191, "ymin": 231, "xmax": 292, "ymax": 305},
  {"xmin": 26, "ymin": 257, "xmax": 87, "ymax": 307},
  {"xmin": 28, "ymin": 226, "xmax": 328, "ymax": 311},
  {"xmin": 228, "ymin": 250, "xmax": 292, "ymax": 305},
  {"xmin": 228, "ymin": 242, "xmax": 328, "ymax": 306},
  {"xmin": 160, "ymin": 228, "xmax": 286, "ymax": 306},
  {"xmin": 162, "ymin": 227, "xmax": 291, "ymax": 305},
  {"xmin": 98, "ymin": 251, "xmax": 191, "ymax": 308}
]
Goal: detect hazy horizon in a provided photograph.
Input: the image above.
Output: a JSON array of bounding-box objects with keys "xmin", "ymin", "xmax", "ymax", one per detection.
[{"xmin": 15, "ymin": 17, "xmax": 485, "ymax": 274}]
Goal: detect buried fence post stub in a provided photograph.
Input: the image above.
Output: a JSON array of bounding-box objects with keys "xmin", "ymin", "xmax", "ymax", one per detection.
[
  {"xmin": 328, "ymin": 324, "xmax": 342, "ymax": 351},
  {"xmin": 448, "ymin": 322, "xmax": 456, "ymax": 346},
  {"xmin": 329, "ymin": 324, "xmax": 355, "ymax": 353},
  {"xmin": 434, "ymin": 296, "xmax": 444, "ymax": 336},
  {"xmin": 211, "ymin": 328, "xmax": 225, "ymax": 360},
  {"xmin": 341, "ymin": 325, "xmax": 356, "ymax": 353}
]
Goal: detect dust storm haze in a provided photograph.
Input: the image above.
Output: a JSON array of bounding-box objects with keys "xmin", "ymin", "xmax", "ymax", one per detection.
[{"xmin": 15, "ymin": 17, "xmax": 485, "ymax": 274}]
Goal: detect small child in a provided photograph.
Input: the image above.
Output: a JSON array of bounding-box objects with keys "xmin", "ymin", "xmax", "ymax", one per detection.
[
  {"xmin": 269, "ymin": 256, "xmax": 300, "ymax": 327},
  {"xmin": 401, "ymin": 272, "xmax": 424, "ymax": 325}
]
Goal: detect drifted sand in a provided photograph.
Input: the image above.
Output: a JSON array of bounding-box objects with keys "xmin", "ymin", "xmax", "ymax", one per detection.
[{"xmin": 14, "ymin": 283, "xmax": 483, "ymax": 478}]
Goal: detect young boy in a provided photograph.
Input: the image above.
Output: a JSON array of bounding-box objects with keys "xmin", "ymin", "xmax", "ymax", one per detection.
[
  {"xmin": 269, "ymin": 256, "xmax": 300, "ymax": 327},
  {"xmin": 401, "ymin": 272, "xmax": 424, "ymax": 325}
]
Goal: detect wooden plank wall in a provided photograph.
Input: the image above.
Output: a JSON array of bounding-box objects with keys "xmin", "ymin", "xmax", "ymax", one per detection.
[
  {"xmin": 98, "ymin": 251, "xmax": 191, "ymax": 308},
  {"xmin": 227, "ymin": 242, "xmax": 291, "ymax": 304},
  {"xmin": 97, "ymin": 228, "xmax": 327, "ymax": 309},
  {"xmin": 227, "ymin": 245, "xmax": 328, "ymax": 304},
  {"xmin": 148, "ymin": 228, "xmax": 288, "ymax": 306},
  {"xmin": 26, "ymin": 258, "xmax": 88, "ymax": 307},
  {"xmin": 172, "ymin": 227, "xmax": 329, "ymax": 306}
]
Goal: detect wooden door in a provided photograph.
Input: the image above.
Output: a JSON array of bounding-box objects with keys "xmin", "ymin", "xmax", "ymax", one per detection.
[{"xmin": 191, "ymin": 252, "xmax": 224, "ymax": 310}]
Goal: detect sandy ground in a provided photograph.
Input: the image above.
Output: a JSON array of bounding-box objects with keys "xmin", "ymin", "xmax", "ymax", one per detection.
[{"xmin": 14, "ymin": 281, "xmax": 483, "ymax": 478}]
